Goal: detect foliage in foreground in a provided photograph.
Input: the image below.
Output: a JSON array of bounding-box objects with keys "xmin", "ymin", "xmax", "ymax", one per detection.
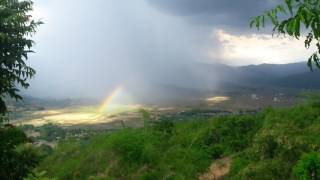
[
  {"xmin": 37, "ymin": 115, "xmax": 260, "ymax": 179},
  {"xmin": 251, "ymin": 0, "xmax": 320, "ymax": 70},
  {"xmin": 37, "ymin": 98, "xmax": 320, "ymax": 179},
  {"xmin": 0, "ymin": 125, "xmax": 40, "ymax": 180},
  {"xmin": 228, "ymin": 99, "xmax": 320, "ymax": 180},
  {"xmin": 0, "ymin": 0, "xmax": 42, "ymax": 179},
  {"xmin": 0, "ymin": 0, "xmax": 42, "ymax": 115}
]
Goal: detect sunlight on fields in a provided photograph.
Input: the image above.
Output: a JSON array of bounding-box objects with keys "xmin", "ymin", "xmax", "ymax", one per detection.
[
  {"xmin": 206, "ymin": 96, "xmax": 230, "ymax": 105},
  {"xmin": 12, "ymin": 95, "xmax": 230, "ymax": 127},
  {"xmin": 12, "ymin": 95, "xmax": 231, "ymax": 127},
  {"xmin": 13, "ymin": 104, "xmax": 142, "ymax": 127},
  {"xmin": 13, "ymin": 86, "xmax": 144, "ymax": 126},
  {"xmin": 13, "ymin": 86, "xmax": 146, "ymax": 127},
  {"xmin": 14, "ymin": 89, "xmax": 232, "ymax": 127},
  {"xmin": 14, "ymin": 108, "xmax": 101, "ymax": 126}
]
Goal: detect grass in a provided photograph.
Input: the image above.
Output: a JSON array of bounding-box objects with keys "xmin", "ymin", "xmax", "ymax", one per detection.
[{"xmin": 36, "ymin": 96, "xmax": 320, "ymax": 179}]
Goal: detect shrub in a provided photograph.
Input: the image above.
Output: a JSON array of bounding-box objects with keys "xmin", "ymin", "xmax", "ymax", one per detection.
[{"xmin": 294, "ymin": 153, "xmax": 320, "ymax": 180}]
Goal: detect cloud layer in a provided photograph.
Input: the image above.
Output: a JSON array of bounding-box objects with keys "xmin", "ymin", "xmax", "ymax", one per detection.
[
  {"xmin": 148, "ymin": 0, "xmax": 277, "ymax": 31},
  {"xmin": 209, "ymin": 30, "xmax": 314, "ymax": 65},
  {"xmin": 25, "ymin": 0, "xmax": 308, "ymax": 99}
]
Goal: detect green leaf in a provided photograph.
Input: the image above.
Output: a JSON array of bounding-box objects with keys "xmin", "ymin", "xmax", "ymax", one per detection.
[
  {"xmin": 294, "ymin": 17, "xmax": 301, "ymax": 38},
  {"xmin": 277, "ymin": 5, "xmax": 287, "ymax": 14},
  {"xmin": 308, "ymin": 55, "xmax": 313, "ymax": 71},
  {"xmin": 285, "ymin": 0, "xmax": 293, "ymax": 15},
  {"xmin": 255, "ymin": 16, "xmax": 261, "ymax": 30}
]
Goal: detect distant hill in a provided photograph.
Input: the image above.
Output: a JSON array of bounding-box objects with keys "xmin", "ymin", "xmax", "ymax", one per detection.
[
  {"xmin": 239, "ymin": 62, "xmax": 307, "ymax": 78},
  {"xmin": 234, "ymin": 62, "xmax": 320, "ymax": 89},
  {"xmin": 273, "ymin": 71, "xmax": 320, "ymax": 89},
  {"xmin": 177, "ymin": 62, "xmax": 320, "ymax": 91},
  {"xmin": 131, "ymin": 62, "xmax": 320, "ymax": 103}
]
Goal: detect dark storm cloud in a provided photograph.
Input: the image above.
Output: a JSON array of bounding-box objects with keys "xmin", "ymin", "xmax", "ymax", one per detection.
[
  {"xmin": 148, "ymin": 0, "xmax": 278, "ymax": 31},
  {"xmin": 27, "ymin": 0, "xmax": 217, "ymax": 99},
  {"xmin": 24, "ymin": 0, "xmax": 296, "ymax": 100}
]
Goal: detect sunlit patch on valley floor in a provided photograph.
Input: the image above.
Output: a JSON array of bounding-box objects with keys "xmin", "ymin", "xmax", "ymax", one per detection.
[
  {"xmin": 12, "ymin": 105, "xmax": 144, "ymax": 127},
  {"xmin": 11, "ymin": 93, "xmax": 233, "ymax": 127},
  {"xmin": 12, "ymin": 86, "xmax": 147, "ymax": 127},
  {"xmin": 206, "ymin": 96, "xmax": 231, "ymax": 106}
]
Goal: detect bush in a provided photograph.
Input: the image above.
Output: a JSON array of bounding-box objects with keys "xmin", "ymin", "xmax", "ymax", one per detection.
[
  {"xmin": 0, "ymin": 126, "xmax": 39, "ymax": 180},
  {"xmin": 294, "ymin": 153, "xmax": 320, "ymax": 180},
  {"xmin": 37, "ymin": 96, "xmax": 320, "ymax": 179}
]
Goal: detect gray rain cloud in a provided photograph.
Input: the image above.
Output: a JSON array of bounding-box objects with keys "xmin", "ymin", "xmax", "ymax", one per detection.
[
  {"xmin": 148, "ymin": 0, "xmax": 278, "ymax": 32},
  {"xmin": 25, "ymin": 0, "xmax": 283, "ymax": 100}
]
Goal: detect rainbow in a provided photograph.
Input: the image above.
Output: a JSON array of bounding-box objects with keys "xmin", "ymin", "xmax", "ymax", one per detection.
[{"xmin": 98, "ymin": 86, "xmax": 123, "ymax": 113}]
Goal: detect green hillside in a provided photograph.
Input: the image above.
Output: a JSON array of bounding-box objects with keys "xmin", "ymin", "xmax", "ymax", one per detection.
[{"xmin": 35, "ymin": 96, "xmax": 320, "ymax": 180}]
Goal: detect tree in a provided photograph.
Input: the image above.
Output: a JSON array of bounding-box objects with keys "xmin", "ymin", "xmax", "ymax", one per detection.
[
  {"xmin": 250, "ymin": 0, "xmax": 320, "ymax": 70},
  {"xmin": 0, "ymin": 0, "xmax": 42, "ymax": 179},
  {"xmin": 0, "ymin": 0, "xmax": 42, "ymax": 119},
  {"xmin": 0, "ymin": 125, "xmax": 39, "ymax": 179}
]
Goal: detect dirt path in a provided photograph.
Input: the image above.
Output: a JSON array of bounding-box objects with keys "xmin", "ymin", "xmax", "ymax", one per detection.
[{"xmin": 199, "ymin": 157, "xmax": 231, "ymax": 180}]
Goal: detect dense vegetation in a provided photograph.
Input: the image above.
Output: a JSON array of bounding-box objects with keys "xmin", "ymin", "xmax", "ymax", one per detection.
[
  {"xmin": 0, "ymin": 0, "xmax": 42, "ymax": 179},
  {"xmin": 34, "ymin": 97, "xmax": 320, "ymax": 179},
  {"xmin": 0, "ymin": 125, "xmax": 40, "ymax": 179}
]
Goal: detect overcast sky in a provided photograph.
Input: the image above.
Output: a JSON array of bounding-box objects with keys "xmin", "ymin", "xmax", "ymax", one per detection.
[{"xmin": 25, "ymin": 0, "xmax": 314, "ymax": 99}]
